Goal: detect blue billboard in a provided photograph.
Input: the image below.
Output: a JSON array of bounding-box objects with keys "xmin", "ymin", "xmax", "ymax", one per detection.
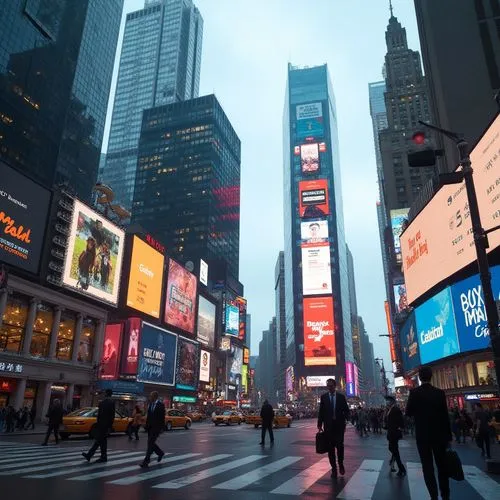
[
  {"xmin": 415, "ymin": 287, "xmax": 460, "ymax": 364},
  {"xmin": 137, "ymin": 322, "xmax": 177, "ymax": 386},
  {"xmin": 225, "ymin": 304, "xmax": 239, "ymax": 336},
  {"xmin": 399, "ymin": 311, "xmax": 420, "ymax": 372},
  {"xmin": 296, "ymin": 102, "xmax": 324, "ymax": 139}
]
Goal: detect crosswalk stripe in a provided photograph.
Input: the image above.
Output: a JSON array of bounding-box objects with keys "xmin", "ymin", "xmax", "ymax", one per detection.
[
  {"xmin": 67, "ymin": 453, "xmax": 201, "ymax": 481},
  {"xmin": 270, "ymin": 457, "xmax": 331, "ymax": 495},
  {"xmin": 0, "ymin": 451, "xmax": 92, "ymax": 469},
  {"xmin": 153, "ymin": 455, "xmax": 267, "ymax": 489},
  {"xmin": 406, "ymin": 462, "xmax": 428, "ymax": 500},
  {"xmin": 108, "ymin": 454, "xmax": 232, "ymax": 485},
  {"xmin": 0, "ymin": 450, "xmax": 85, "ymax": 465},
  {"xmin": 337, "ymin": 459, "xmax": 384, "ymax": 500},
  {"xmin": 463, "ymin": 465, "xmax": 500, "ymax": 500},
  {"xmin": 0, "ymin": 445, "xmax": 45, "ymax": 452}
]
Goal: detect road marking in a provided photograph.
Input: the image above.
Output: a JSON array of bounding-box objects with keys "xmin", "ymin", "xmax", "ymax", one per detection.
[
  {"xmin": 406, "ymin": 462, "xmax": 429, "ymax": 500},
  {"xmin": 463, "ymin": 465, "xmax": 500, "ymax": 500},
  {"xmin": 0, "ymin": 450, "xmax": 85, "ymax": 464},
  {"xmin": 271, "ymin": 457, "xmax": 331, "ymax": 495},
  {"xmin": 108, "ymin": 454, "xmax": 232, "ymax": 485},
  {"xmin": 212, "ymin": 456, "xmax": 303, "ymax": 491},
  {"xmin": 337, "ymin": 459, "xmax": 384, "ymax": 500},
  {"xmin": 154, "ymin": 455, "xmax": 266, "ymax": 489},
  {"xmin": 0, "ymin": 451, "xmax": 92, "ymax": 469}
]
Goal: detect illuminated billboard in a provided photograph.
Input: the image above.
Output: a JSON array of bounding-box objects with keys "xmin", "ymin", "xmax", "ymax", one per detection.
[
  {"xmin": 300, "ymin": 220, "xmax": 329, "ymax": 244},
  {"xmin": 62, "ymin": 200, "xmax": 125, "ymax": 305},
  {"xmin": 126, "ymin": 236, "xmax": 164, "ymax": 318},
  {"xmin": 164, "ymin": 259, "xmax": 197, "ymax": 335},
  {"xmin": 346, "ymin": 362, "xmax": 355, "ymax": 397},
  {"xmin": 199, "ymin": 349, "xmax": 210, "ymax": 383},
  {"xmin": 299, "ymin": 179, "xmax": 329, "ymax": 218},
  {"xmin": 296, "ymin": 102, "xmax": 324, "ymax": 139},
  {"xmin": 399, "ymin": 312, "xmax": 420, "ymax": 372},
  {"xmin": 229, "ymin": 346, "xmax": 243, "ymax": 384},
  {"xmin": 241, "ymin": 364, "xmax": 248, "ymax": 392},
  {"xmin": 120, "ymin": 317, "xmax": 141, "ymax": 376},
  {"xmin": 243, "ymin": 347, "xmax": 250, "ymax": 364},
  {"xmin": 300, "ymin": 143, "xmax": 320, "ymax": 174},
  {"xmin": 100, "ymin": 324, "xmax": 123, "ymax": 380},
  {"xmin": 393, "ymin": 283, "xmax": 408, "ymax": 314},
  {"xmin": 301, "ymin": 243, "xmax": 332, "ymax": 295},
  {"xmin": 306, "ymin": 375, "xmax": 333, "ymax": 387},
  {"xmin": 390, "ymin": 208, "xmax": 409, "ymax": 263},
  {"xmin": 235, "ymin": 296, "xmax": 247, "ymax": 342},
  {"xmin": 303, "ymin": 297, "xmax": 336, "ymax": 366},
  {"xmin": 353, "ymin": 364, "xmax": 359, "ymax": 397},
  {"xmin": 200, "ymin": 259, "xmax": 208, "ymax": 286},
  {"xmin": 176, "ymin": 336, "xmax": 199, "ymax": 390},
  {"xmin": 286, "ymin": 366, "xmax": 294, "ymax": 394},
  {"xmin": 196, "ymin": 295, "xmax": 216, "ymax": 348},
  {"xmin": 225, "ymin": 303, "xmax": 239, "ymax": 336}
]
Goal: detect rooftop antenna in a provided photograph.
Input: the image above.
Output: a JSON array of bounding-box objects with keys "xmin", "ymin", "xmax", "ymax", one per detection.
[{"xmin": 389, "ymin": 0, "xmax": 394, "ymax": 17}]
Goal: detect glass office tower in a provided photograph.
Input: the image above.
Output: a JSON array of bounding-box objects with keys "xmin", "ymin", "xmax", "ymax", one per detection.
[{"xmin": 283, "ymin": 64, "xmax": 353, "ymax": 385}]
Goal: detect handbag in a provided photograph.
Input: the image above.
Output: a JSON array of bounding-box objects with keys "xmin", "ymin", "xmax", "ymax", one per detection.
[
  {"xmin": 445, "ymin": 449, "xmax": 464, "ymax": 481},
  {"xmin": 316, "ymin": 431, "xmax": 329, "ymax": 454}
]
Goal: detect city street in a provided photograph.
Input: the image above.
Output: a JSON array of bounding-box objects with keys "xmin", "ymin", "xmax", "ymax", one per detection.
[{"xmin": 0, "ymin": 421, "xmax": 498, "ymax": 499}]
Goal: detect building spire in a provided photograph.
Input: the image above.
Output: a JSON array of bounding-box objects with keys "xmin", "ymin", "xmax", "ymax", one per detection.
[{"xmin": 389, "ymin": 0, "xmax": 394, "ymax": 18}]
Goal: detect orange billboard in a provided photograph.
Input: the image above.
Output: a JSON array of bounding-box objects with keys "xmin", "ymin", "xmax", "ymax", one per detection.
[
  {"xmin": 126, "ymin": 236, "xmax": 165, "ymax": 318},
  {"xmin": 303, "ymin": 297, "xmax": 336, "ymax": 366},
  {"xmin": 299, "ymin": 179, "xmax": 329, "ymax": 218}
]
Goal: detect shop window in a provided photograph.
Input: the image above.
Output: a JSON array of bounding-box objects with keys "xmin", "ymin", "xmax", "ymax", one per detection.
[
  {"xmin": 476, "ymin": 360, "xmax": 496, "ymax": 385},
  {"xmin": 56, "ymin": 312, "xmax": 75, "ymax": 361},
  {"xmin": 77, "ymin": 318, "xmax": 95, "ymax": 363},
  {"xmin": 0, "ymin": 294, "xmax": 29, "ymax": 353},
  {"xmin": 466, "ymin": 363, "xmax": 475, "ymax": 386},
  {"xmin": 30, "ymin": 303, "xmax": 54, "ymax": 358}
]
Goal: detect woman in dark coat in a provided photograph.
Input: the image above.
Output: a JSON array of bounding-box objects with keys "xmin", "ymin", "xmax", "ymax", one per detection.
[{"xmin": 385, "ymin": 396, "xmax": 406, "ymax": 476}]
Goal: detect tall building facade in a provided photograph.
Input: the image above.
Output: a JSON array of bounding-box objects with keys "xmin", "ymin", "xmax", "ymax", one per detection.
[
  {"xmin": 101, "ymin": 0, "xmax": 203, "ymax": 210},
  {"xmin": 275, "ymin": 251, "xmax": 286, "ymax": 401},
  {"xmin": 132, "ymin": 94, "xmax": 241, "ymax": 278},
  {"xmin": 0, "ymin": 0, "xmax": 123, "ymax": 202},
  {"xmin": 283, "ymin": 64, "xmax": 353, "ymax": 387},
  {"xmin": 256, "ymin": 318, "xmax": 277, "ymax": 401}
]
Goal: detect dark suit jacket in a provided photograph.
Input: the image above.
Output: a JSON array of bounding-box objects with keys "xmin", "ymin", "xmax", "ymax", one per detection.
[
  {"xmin": 47, "ymin": 405, "xmax": 64, "ymax": 426},
  {"xmin": 318, "ymin": 391, "xmax": 349, "ymax": 431},
  {"xmin": 96, "ymin": 397, "xmax": 115, "ymax": 430},
  {"xmin": 260, "ymin": 403, "xmax": 274, "ymax": 424},
  {"xmin": 386, "ymin": 405, "xmax": 404, "ymax": 441},
  {"xmin": 405, "ymin": 383, "xmax": 452, "ymax": 444},
  {"xmin": 146, "ymin": 400, "xmax": 166, "ymax": 434}
]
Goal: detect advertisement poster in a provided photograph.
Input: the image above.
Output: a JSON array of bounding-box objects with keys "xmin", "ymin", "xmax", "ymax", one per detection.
[
  {"xmin": 353, "ymin": 364, "xmax": 359, "ymax": 397},
  {"xmin": 286, "ymin": 366, "xmax": 294, "ymax": 394},
  {"xmin": 200, "ymin": 259, "xmax": 208, "ymax": 286},
  {"xmin": 399, "ymin": 312, "xmax": 420, "ymax": 372},
  {"xmin": 235, "ymin": 296, "xmax": 247, "ymax": 342},
  {"xmin": 176, "ymin": 336, "xmax": 199, "ymax": 390},
  {"xmin": 296, "ymin": 102, "xmax": 324, "ymax": 139},
  {"xmin": 164, "ymin": 258, "xmax": 197, "ymax": 335},
  {"xmin": 306, "ymin": 375, "xmax": 332, "ymax": 388},
  {"xmin": 415, "ymin": 287, "xmax": 460, "ymax": 364},
  {"xmin": 243, "ymin": 347, "xmax": 250, "ymax": 364},
  {"xmin": 303, "ymin": 297, "xmax": 336, "ymax": 366},
  {"xmin": 62, "ymin": 200, "xmax": 124, "ymax": 305},
  {"xmin": 299, "ymin": 179, "xmax": 329, "ymax": 218},
  {"xmin": 120, "ymin": 317, "xmax": 141, "ymax": 376},
  {"xmin": 199, "ymin": 350, "xmax": 210, "ymax": 383},
  {"xmin": 225, "ymin": 303, "xmax": 240, "ymax": 336},
  {"xmin": 196, "ymin": 295, "xmax": 216, "ymax": 348},
  {"xmin": 241, "ymin": 364, "xmax": 248, "ymax": 393},
  {"xmin": 300, "ymin": 220, "xmax": 329, "ymax": 245},
  {"xmin": 300, "ymin": 143, "xmax": 320, "ymax": 174},
  {"xmin": 393, "ymin": 283, "xmax": 408, "ymax": 314},
  {"xmin": 126, "ymin": 236, "xmax": 164, "ymax": 318},
  {"xmin": 137, "ymin": 323, "xmax": 177, "ymax": 386},
  {"xmin": 229, "ymin": 346, "xmax": 243, "ymax": 384},
  {"xmin": 301, "ymin": 243, "xmax": 332, "ymax": 295},
  {"xmin": 346, "ymin": 361, "xmax": 355, "ymax": 397},
  {"xmin": 0, "ymin": 161, "xmax": 51, "ymax": 274},
  {"xmin": 100, "ymin": 324, "xmax": 123, "ymax": 380},
  {"xmin": 390, "ymin": 208, "xmax": 409, "ymax": 263}
]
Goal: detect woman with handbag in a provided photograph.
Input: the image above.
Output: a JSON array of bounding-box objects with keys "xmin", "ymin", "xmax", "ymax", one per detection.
[{"xmin": 385, "ymin": 396, "xmax": 406, "ymax": 477}]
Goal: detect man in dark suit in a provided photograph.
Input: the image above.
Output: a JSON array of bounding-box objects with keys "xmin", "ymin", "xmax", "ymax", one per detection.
[
  {"xmin": 82, "ymin": 389, "xmax": 115, "ymax": 463},
  {"xmin": 259, "ymin": 399, "xmax": 275, "ymax": 446},
  {"xmin": 41, "ymin": 399, "xmax": 63, "ymax": 445},
  {"xmin": 406, "ymin": 366, "xmax": 452, "ymax": 500},
  {"xmin": 317, "ymin": 378, "xmax": 350, "ymax": 478},
  {"xmin": 140, "ymin": 391, "xmax": 166, "ymax": 468}
]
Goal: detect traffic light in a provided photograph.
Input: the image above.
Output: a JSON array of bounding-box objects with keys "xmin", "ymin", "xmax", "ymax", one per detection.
[{"xmin": 407, "ymin": 131, "xmax": 442, "ymax": 168}]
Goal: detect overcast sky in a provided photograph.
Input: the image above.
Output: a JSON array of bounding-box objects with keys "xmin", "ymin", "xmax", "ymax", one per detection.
[{"xmin": 103, "ymin": 0, "xmax": 421, "ymax": 371}]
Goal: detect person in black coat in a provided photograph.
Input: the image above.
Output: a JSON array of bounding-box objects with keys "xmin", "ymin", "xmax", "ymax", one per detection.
[
  {"xmin": 385, "ymin": 396, "xmax": 406, "ymax": 476},
  {"xmin": 317, "ymin": 378, "xmax": 350, "ymax": 478},
  {"xmin": 82, "ymin": 389, "xmax": 115, "ymax": 463},
  {"xmin": 42, "ymin": 399, "xmax": 64, "ymax": 445},
  {"xmin": 406, "ymin": 366, "xmax": 452, "ymax": 500},
  {"xmin": 259, "ymin": 400, "xmax": 275, "ymax": 446},
  {"xmin": 140, "ymin": 391, "xmax": 166, "ymax": 467}
]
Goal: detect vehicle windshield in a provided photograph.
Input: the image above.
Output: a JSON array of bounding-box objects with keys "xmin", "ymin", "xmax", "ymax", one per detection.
[
  {"xmin": 68, "ymin": 408, "xmax": 97, "ymax": 417},
  {"xmin": 223, "ymin": 411, "xmax": 231, "ymax": 415}
]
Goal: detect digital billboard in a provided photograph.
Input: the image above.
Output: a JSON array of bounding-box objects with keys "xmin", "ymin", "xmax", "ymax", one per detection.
[
  {"xmin": 225, "ymin": 303, "xmax": 239, "ymax": 336},
  {"xmin": 300, "ymin": 220, "xmax": 329, "ymax": 244},
  {"xmin": 296, "ymin": 102, "xmax": 324, "ymax": 139},
  {"xmin": 196, "ymin": 295, "xmax": 216, "ymax": 348},
  {"xmin": 393, "ymin": 283, "xmax": 408, "ymax": 314},
  {"xmin": 100, "ymin": 324, "xmax": 123, "ymax": 380},
  {"xmin": 300, "ymin": 143, "xmax": 320, "ymax": 174},
  {"xmin": 137, "ymin": 322, "xmax": 177, "ymax": 386},
  {"xmin": 390, "ymin": 208, "xmax": 409, "ymax": 264},
  {"xmin": 126, "ymin": 236, "xmax": 164, "ymax": 318},
  {"xmin": 299, "ymin": 179, "xmax": 329, "ymax": 218},
  {"xmin": 353, "ymin": 364, "xmax": 359, "ymax": 397},
  {"xmin": 199, "ymin": 349, "xmax": 210, "ymax": 383},
  {"xmin": 306, "ymin": 375, "xmax": 333, "ymax": 387},
  {"xmin": 235, "ymin": 296, "xmax": 247, "ymax": 342},
  {"xmin": 286, "ymin": 366, "xmax": 294, "ymax": 394},
  {"xmin": 241, "ymin": 364, "xmax": 248, "ymax": 393},
  {"xmin": 62, "ymin": 200, "xmax": 125, "ymax": 305},
  {"xmin": 0, "ymin": 161, "xmax": 51, "ymax": 274},
  {"xmin": 200, "ymin": 259, "xmax": 208, "ymax": 286},
  {"xmin": 415, "ymin": 287, "xmax": 460, "ymax": 364},
  {"xmin": 229, "ymin": 346, "xmax": 243, "ymax": 384},
  {"xmin": 121, "ymin": 317, "xmax": 141, "ymax": 376},
  {"xmin": 176, "ymin": 336, "xmax": 199, "ymax": 390},
  {"xmin": 399, "ymin": 311, "xmax": 420, "ymax": 372},
  {"xmin": 303, "ymin": 297, "xmax": 336, "ymax": 366},
  {"xmin": 346, "ymin": 361, "xmax": 355, "ymax": 397},
  {"xmin": 164, "ymin": 258, "xmax": 197, "ymax": 335},
  {"xmin": 243, "ymin": 347, "xmax": 250, "ymax": 365},
  {"xmin": 301, "ymin": 243, "xmax": 332, "ymax": 295}
]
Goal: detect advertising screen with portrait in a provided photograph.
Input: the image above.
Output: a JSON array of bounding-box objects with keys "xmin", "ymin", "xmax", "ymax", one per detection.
[
  {"xmin": 393, "ymin": 283, "xmax": 408, "ymax": 314},
  {"xmin": 299, "ymin": 179, "xmax": 329, "ymax": 218},
  {"xmin": 196, "ymin": 295, "xmax": 216, "ymax": 348},
  {"xmin": 199, "ymin": 349, "xmax": 210, "ymax": 383},
  {"xmin": 390, "ymin": 208, "xmax": 409, "ymax": 263},
  {"xmin": 225, "ymin": 303, "xmax": 240, "ymax": 336},
  {"xmin": 296, "ymin": 102, "xmax": 324, "ymax": 139},
  {"xmin": 303, "ymin": 297, "xmax": 336, "ymax": 366},
  {"xmin": 0, "ymin": 161, "xmax": 51, "ymax": 274},
  {"xmin": 126, "ymin": 236, "xmax": 164, "ymax": 318},
  {"xmin": 121, "ymin": 317, "xmax": 142, "ymax": 376},
  {"xmin": 62, "ymin": 200, "xmax": 124, "ymax": 305},
  {"xmin": 399, "ymin": 312, "xmax": 420, "ymax": 372},
  {"xmin": 301, "ymin": 242, "xmax": 332, "ymax": 296},
  {"xmin": 164, "ymin": 258, "xmax": 197, "ymax": 335},
  {"xmin": 137, "ymin": 323, "xmax": 177, "ymax": 386},
  {"xmin": 235, "ymin": 296, "xmax": 247, "ymax": 342},
  {"xmin": 243, "ymin": 347, "xmax": 250, "ymax": 365},
  {"xmin": 229, "ymin": 346, "xmax": 243, "ymax": 384},
  {"xmin": 176, "ymin": 336, "xmax": 199, "ymax": 390},
  {"xmin": 100, "ymin": 324, "xmax": 123, "ymax": 380},
  {"xmin": 345, "ymin": 361, "xmax": 355, "ymax": 397},
  {"xmin": 300, "ymin": 220, "xmax": 329, "ymax": 245},
  {"xmin": 300, "ymin": 143, "xmax": 320, "ymax": 174}
]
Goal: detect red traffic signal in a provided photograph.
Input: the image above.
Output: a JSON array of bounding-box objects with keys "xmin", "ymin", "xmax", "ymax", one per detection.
[{"xmin": 412, "ymin": 131, "xmax": 426, "ymax": 145}]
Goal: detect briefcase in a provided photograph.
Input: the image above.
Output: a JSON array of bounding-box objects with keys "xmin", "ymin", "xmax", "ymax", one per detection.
[
  {"xmin": 446, "ymin": 449, "xmax": 464, "ymax": 481},
  {"xmin": 316, "ymin": 431, "xmax": 329, "ymax": 454}
]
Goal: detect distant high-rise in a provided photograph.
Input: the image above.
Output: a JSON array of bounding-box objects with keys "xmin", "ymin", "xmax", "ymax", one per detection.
[
  {"xmin": 0, "ymin": 0, "xmax": 123, "ymax": 202},
  {"xmin": 246, "ymin": 313, "xmax": 252, "ymax": 348},
  {"xmin": 102, "ymin": 0, "xmax": 203, "ymax": 210},
  {"xmin": 275, "ymin": 251, "xmax": 286, "ymax": 401}
]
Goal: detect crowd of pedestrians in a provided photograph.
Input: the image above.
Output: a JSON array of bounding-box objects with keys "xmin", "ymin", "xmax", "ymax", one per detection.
[{"xmin": 0, "ymin": 405, "xmax": 37, "ymax": 432}]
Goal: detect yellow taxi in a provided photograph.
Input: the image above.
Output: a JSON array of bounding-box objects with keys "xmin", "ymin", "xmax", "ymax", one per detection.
[
  {"xmin": 165, "ymin": 409, "xmax": 192, "ymax": 431},
  {"xmin": 59, "ymin": 407, "xmax": 131, "ymax": 439},
  {"xmin": 187, "ymin": 411, "xmax": 205, "ymax": 422},
  {"xmin": 245, "ymin": 409, "xmax": 292, "ymax": 428},
  {"xmin": 212, "ymin": 410, "xmax": 242, "ymax": 426}
]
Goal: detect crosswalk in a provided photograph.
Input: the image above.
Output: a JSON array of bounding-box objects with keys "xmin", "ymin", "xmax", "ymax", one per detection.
[{"xmin": 0, "ymin": 441, "xmax": 498, "ymax": 498}]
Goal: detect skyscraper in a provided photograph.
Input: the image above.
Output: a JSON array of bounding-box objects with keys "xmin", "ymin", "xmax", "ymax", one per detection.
[
  {"xmin": 275, "ymin": 251, "xmax": 286, "ymax": 401},
  {"xmin": 0, "ymin": 0, "xmax": 123, "ymax": 202},
  {"xmin": 132, "ymin": 94, "xmax": 241, "ymax": 278},
  {"xmin": 101, "ymin": 0, "xmax": 203, "ymax": 210},
  {"xmin": 283, "ymin": 63, "xmax": 353, "ymax": 386}
]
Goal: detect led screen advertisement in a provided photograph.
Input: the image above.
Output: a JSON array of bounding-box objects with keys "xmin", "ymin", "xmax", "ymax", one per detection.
[
  {"xmin": 301, "ymin": 243, "xmax": 332, "ymax": 296},
  {"xmin": 286, "ymin": 366, "xmax": 294, "ymax": 394},
  {"xmin": 415, "ymin": 287, "xmax": 459, "ymax": 364},
  {"xmin": 393, "ymin": 283, "xmax": 408, "ymax": 314},
  {"xmin": 241, "ymin": 363, "xmax": 248, "ymax": 393},
  {"xmin": 296, "ymin": 102, "xmax": 324, "ymax": 139},
  {"xmin": 300, "ymin": 220, "xmax": 329, "ymax": 244},
  {"xmin": 176, "ymin": 336, "xmax": 199, "ymax": 390},
  {"xmin": 229, "ymin": 346, "xmax": 243, "ymax": 385},
  {"xmin": 137, "ymin": 322, "xmax": 177, "ymax": 386},
  {"xmin": 235, "ymin": 296, "xmax": 247, "ymax": 342},
  {"xmin": 196, "ymin": 295, "xmax": 216, "ymax": 348},
  {"xmin": 126, "ymin": 236, "xmax": 164, "ymax": 318},
  {"xmin": 390, "ymin": 208, "xmax": 409, "ymax": 264},
  {"xmin": 199, "ymin": 349, "xmax": 210, "ymax": 383},
  {"xmin": 100, "ymin": 324, "xmax": 123, "ymax": 380},
  {"xmin": 306, "ymin": 375, "xmax": 332, "ymax": 387},
  {"xmin": 399, "ymin": 311, "xmax": 420, "ymax": 372},
  {"xmin": 353, "ymin": 364, "xmax": 359, "ymax": 397},
  {"xmin": 121, "ymin": 317, "xmax": 141, "ymax": 376},
  {"xmin": 225, "ymin": 303, "xmax": 240, "ymax": 336},
  {"xmin": 300, "ymin": 143, "xmax": 320, "ymax": 174},
  {"xmin": 164, "ymin": 258, "xmax": 197, "ymax": 335},
  {"xmin": 243, "ymin": 347, "xmax": 250, "ymax": 364},
  {"xmin": 299, "ymin": 179, "xmax": 329, "ymax": 218},
  {"xmin": 62, "ymin": 200, "xmax": 125, "ymax": 306},
  {"xmin": 0, "ymin": 161, "xmax": 51, "ymax": 274},
  {"xmin": 346, "ymin": 361, "xmax": 355, "ymax": 397},
  {"xmin": 303, "ymin": 297, "xmax": 336, "ymax": 366}
]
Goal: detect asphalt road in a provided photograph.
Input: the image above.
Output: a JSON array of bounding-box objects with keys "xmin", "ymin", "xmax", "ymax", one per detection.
[{"xmin": 0, "ymin": 420, "xmax": 499, "ymax": 499}]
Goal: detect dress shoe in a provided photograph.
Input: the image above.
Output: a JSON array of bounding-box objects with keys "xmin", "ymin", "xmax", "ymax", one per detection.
[
  {"xmin": 95, "ymin": 457, "xmax": 107, "ymax": 463},
  {"xmin": 157, "ymin": 452, "xmax": 165, "ymax": 463},
  {"xmin": 339, "ymin": 463, "xmax": 345, "ymax": 475},
  {"xmin": 139, "ymin": 461, "xmax": 149, "ymax": 468},
  {"xmin": 82, "ymin": 452, "xmax": 91, "ymax": 462}
]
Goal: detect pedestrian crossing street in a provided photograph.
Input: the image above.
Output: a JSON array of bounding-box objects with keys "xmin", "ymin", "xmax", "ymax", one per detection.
[{"xmin": 0, "ymin": 441, "xmax": 498, "ymax": 498}]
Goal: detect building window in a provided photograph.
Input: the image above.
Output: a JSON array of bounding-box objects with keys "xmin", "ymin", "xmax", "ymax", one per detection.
[
  {"xmin": 0, "ymin": 294, "xmax": 29, "ymax": 353},
  {"xmin": 77, "ymin": 318, "xmax": 95, "ymax": 363},
  {"xmin": 476, "ymin": 361, "xmax": 495, "ymax": 385},
  {"xmin": 56, "ymin": 312, "xmax": 76, "ymax": 361},
  {"xmin": 30, "ymin": 303, "xmax": 54, "ymax": 358}
]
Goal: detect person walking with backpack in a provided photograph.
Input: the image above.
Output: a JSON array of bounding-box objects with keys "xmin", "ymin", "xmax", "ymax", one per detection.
[
  {"xmin": 42, "ymin": 399, "xmax": 63, "ymax": 445},
  {"xmin": 259, "ymin": 400, "xmax": 275, "ymax": 446}
]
